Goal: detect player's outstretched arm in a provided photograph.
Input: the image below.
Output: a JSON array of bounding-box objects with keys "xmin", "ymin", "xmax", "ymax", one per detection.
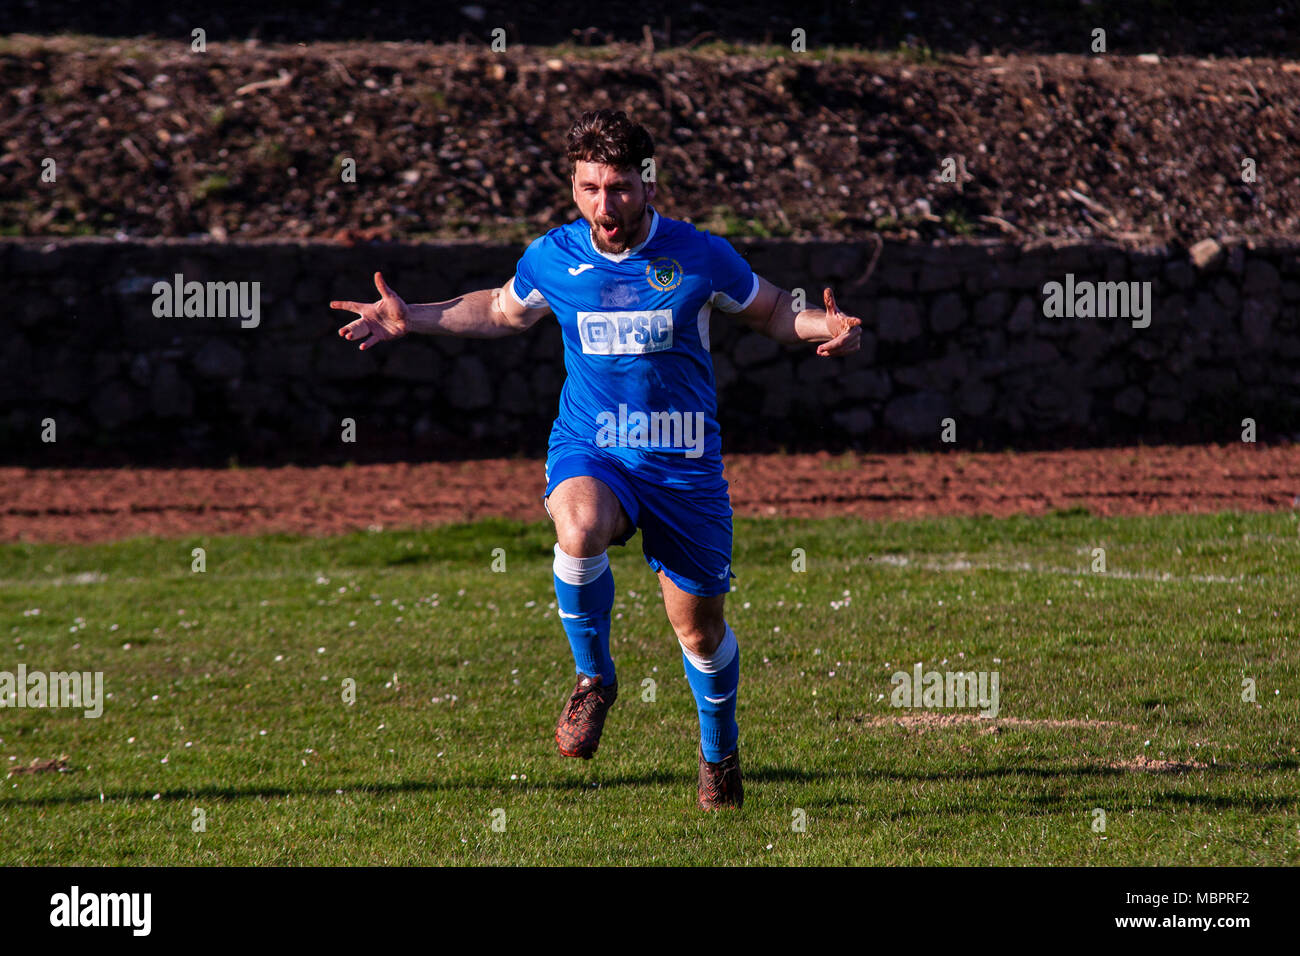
[
  {"xmin": 734, "ymin": 275, "xmax": 863, "ymax": 357},
  {"xmin": 331, "ymin": 272, "xmax": 550, "ymax": 350}
]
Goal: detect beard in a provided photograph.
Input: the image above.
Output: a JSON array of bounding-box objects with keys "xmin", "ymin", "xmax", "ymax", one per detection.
[{"xmin": 588, "ymin": 198, "xmax": 648, "ymax": 254}]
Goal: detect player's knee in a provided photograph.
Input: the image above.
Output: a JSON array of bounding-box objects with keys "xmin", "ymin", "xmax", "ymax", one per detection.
[
  {"xmin": 555, "ymin": 516, "xmax": 613, "ymax": 558},
  {"xmin": 675, "ymin": 617, "xmax": 726, "ymax": 658}
]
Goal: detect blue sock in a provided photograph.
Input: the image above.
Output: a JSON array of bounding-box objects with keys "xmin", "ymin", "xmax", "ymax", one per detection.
[
  {"xmin": 681, "ymin": 622, "xmax": 740, "ymax": 762},
  {"xmin": 552, "ymin": 544, "xmax": 616, "ymax": 684}
]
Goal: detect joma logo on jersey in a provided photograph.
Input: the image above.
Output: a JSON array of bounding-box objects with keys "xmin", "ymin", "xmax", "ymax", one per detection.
[{"xmin": 577, "ymin": 310, "xmax": 674, "ymax": 355}]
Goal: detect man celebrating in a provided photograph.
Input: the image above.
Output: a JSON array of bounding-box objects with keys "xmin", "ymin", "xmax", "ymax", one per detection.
[{"xmin": 331, "ymin": 109, "xmax": 862, "ymax": 809}]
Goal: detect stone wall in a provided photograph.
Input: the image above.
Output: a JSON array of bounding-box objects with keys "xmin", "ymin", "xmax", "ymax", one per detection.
[{"xmin": 3, "ymin": 236, "xmax": 1298, "ymax": 465}]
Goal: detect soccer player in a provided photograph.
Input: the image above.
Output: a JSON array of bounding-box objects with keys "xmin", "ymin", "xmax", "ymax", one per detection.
[{"xmin": 331, "ymin": 109, "xmax": 862, "ymax": 809}]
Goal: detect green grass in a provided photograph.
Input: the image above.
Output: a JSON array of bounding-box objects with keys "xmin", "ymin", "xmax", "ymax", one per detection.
[
  {"xmin": 1, "ymin": 511, "xmax": 1297, "ymax": 865},
  {"xmin": 0, "ymin": 32, "xmax": 984, "ymax": 67},
  {"xmin": 191, "ymin": 174, "xmax": 232, "ymax": 202},
  {"xmin": 942, "ymin": 208, "xmax": 977, "ymax": 236},
  {"xmin": 895, "ymin": 38, "xmax": 939, "ymax": 64}
]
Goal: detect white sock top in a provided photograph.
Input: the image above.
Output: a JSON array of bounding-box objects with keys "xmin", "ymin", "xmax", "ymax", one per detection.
[
  {"xmin": 680, "ymin": 622, "xmax": 738, "ymax": 674},
  {"xmin": 553, "ymin": 543, "xmax": 610, "ymax": 586}
]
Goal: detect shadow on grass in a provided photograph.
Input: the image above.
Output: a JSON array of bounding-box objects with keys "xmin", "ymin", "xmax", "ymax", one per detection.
[
  {"xmin": 5, "ymin": 756, "xmax": 1298, "ymax": 810},
  {"xmin": 807, "ymin": 788, "xmax": 1300, "ymax": 816}
]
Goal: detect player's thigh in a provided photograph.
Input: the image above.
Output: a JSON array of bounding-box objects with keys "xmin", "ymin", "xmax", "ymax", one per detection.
[
  {"xmin": 640, "ymin": 479, "xmax": 733, "ymax": 654},
  {"xmin": 546, "ymin": 476, "xmax": 632, "ymax": 556},
  {"xmin": 658, "ymin": 570, "xmax": 727, "ymax": 656}
]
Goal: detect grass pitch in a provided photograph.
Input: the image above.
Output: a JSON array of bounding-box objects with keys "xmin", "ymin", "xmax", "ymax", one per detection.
[{"xmin": 1, "ymin": 510, "xmax": 1296, "ymax": 865}]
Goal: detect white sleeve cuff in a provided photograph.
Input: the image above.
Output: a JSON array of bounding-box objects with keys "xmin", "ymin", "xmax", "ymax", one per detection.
[
  {"xmin": 709, "ymin": 274, "xmax": 759, "ymax": 313},
  {"xmin": 508, "ymin": 276, "xmax": 549, "ymax": 310}
]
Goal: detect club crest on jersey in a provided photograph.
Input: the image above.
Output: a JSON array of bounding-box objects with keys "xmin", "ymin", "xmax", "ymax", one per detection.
[{"xmin": 646, "ymin": 257, "xmax": 683, "ymax": 292}]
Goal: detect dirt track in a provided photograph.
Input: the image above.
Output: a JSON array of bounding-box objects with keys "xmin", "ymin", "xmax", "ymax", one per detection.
[{"xmin": 3, "ymin": 444, "xmax": 1297, "ymax": 543}]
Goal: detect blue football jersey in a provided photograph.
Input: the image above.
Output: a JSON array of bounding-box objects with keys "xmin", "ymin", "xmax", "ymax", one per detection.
[{"xmin": 509, "ymin": 207, "xmax": 759, "ymax": 486}]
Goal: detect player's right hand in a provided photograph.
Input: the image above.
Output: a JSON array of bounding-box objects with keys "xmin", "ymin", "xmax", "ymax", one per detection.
[{"xmin": 331, "ymin": 271, "xmax": 409, "ymax": 350}]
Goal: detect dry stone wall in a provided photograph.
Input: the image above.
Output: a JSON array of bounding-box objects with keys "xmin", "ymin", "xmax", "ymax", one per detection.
[{"xmin": 3, "ymin": 236, "xmax": 1297, "ymax": 464}]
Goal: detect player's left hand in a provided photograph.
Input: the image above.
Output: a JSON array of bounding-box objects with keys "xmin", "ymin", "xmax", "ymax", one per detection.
[{"xmin": 816, "ymin": 288, "xmax": 863, "ymax": 357}]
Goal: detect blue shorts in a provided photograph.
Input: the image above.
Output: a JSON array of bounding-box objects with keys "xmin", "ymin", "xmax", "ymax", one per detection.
[{"xmin": 543, "ymin": 441, "xmax": 735, "ymax": 598}]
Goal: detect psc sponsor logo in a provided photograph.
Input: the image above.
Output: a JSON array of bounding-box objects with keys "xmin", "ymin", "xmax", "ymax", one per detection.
[{"xmin": 577, "ymin": 310, "xmax": 674, "ymax": 355}]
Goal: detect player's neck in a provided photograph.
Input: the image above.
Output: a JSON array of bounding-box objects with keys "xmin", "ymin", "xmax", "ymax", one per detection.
[{"xmin": 622, "ymin": 205, "xmax": 653, "ymax": 251}]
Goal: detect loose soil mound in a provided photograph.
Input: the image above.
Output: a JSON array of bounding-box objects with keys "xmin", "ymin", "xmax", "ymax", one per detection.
[{"xmin": 4, "ymin": 36, "xmax": 1299, "ymax": 242}]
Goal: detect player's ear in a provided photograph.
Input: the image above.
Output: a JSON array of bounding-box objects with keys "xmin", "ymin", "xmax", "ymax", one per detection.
[{"xmin": 644, "ymin": 178, "xmax": 656, "ymax": 204}]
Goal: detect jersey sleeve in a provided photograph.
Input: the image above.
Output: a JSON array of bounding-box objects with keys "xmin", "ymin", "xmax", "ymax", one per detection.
[
  {"xmin": 508, "ymin": 235, "xmax": 551, "ymax": 310},
  {"xmin": 705, "ymin": 232, "xmax": 759, "ymax": 313}
]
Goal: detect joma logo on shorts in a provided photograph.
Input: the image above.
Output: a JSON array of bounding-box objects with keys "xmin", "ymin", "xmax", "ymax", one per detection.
[{"xmin": 577, "ymin": 310, "xmax": 673, "ymax": 355}]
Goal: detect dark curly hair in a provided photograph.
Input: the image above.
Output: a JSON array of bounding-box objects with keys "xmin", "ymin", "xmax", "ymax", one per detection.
[{"xmin": 565, "ymin": 109, "xmax": 655, "ymax": 174}]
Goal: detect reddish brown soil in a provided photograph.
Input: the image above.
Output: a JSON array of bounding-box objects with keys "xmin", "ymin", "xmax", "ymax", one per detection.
[{"xmin": 3, "ymin": 444, "xmax": 1296, "ymax": 543}]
